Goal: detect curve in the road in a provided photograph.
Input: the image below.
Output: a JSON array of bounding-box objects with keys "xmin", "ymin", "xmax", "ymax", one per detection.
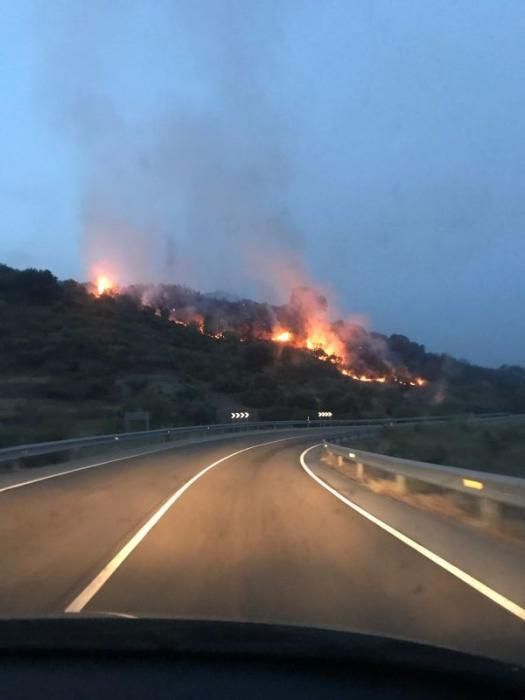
[
  {"xmin": 65, "ymin": 435, "xmax": 298, "ymax": 613},
  {"xmin": 300, "ymin": 444, "xmax": 525, "ymax": 622}
]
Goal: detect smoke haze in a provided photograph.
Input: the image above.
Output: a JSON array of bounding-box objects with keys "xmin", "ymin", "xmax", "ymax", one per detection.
[
  {"xmin": 3, "ymin": 1, "xmax": 525, "ymax": 365},
  {"xmin": 42, "ymin": 0, "xmax": 307, "ymax": 303}
]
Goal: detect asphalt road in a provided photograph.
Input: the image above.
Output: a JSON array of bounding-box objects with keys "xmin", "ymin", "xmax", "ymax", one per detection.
[{"xmin": 0, "ymin": 433, "xmax": 523, "ymax": 663}]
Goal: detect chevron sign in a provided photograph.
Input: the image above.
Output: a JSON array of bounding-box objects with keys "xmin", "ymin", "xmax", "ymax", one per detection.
[
  {"xmin": 231, "ymin": 412, "xmax": 250, "ymax": 420},
  {"xmin": 318, "ymin": 411, "xmax": 333, "ymax": 418}
]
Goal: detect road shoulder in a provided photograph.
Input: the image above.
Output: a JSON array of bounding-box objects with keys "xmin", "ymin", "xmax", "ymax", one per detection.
[{"xmin": 303, "ymin": 445, "xmax": 525, "ymax": 608}]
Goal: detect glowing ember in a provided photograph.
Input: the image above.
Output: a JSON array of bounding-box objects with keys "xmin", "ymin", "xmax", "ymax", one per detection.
[
  {"xmin": 273, "ymin": 330, "xmax": 293, "ymax": 343},
  {"xmin": 168, "ymin": 310, "xmax": 205, "ymax": 333},
  {"xmin": 96, "ymin": 275, "xmax": 113, "ymax": 296},
  {"xmin": 341, "ymin": 370, "xmax": 387, "ymax": 384}
]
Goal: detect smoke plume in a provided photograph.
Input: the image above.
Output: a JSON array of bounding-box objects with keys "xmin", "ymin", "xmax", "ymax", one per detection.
[{"xmin": 42, "ymin": 0, "xmax": 305, "ymax": 302}]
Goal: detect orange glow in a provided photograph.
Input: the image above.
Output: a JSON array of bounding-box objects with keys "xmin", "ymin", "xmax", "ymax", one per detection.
[
  {"xmin": 87, "ymin": 270, "xmax": 427, "ymax": 387},
  {"xmin": 304, "ymin": 326, "xmax": 344, "ymax": 359},
  {"xmin": 191, "ymin": 316, "xmax": 205, "ymax": 333},
  {"xmin": 96, "ymin": 275, "xmax": 113, "ymax": 296},
  {"xmin": 273, "ymin": 330, "xmax": 293, "ymax": 343},
  {"xmin": 267, "ymin": 326, "xmax": 425, "ymax": 386},
  {"xmin": 169, "ymin": 311, "xmax": 205, "ymax": 333},
  {"xmin": 341, "ymin": 369, "xmax": 388, "ymax": 384}
]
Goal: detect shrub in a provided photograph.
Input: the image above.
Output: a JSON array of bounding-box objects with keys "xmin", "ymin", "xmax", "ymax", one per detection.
[{"xmin": 242, "ymin": 342, "xmax": 275, "ymax": 371}]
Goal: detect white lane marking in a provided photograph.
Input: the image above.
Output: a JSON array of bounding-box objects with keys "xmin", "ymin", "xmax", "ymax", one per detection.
[
  {"xmin": 65, "ymin": 435, "xmax": 297, "ymax": 613},
  {"xmin": 300, "ymin": 444, "xmax": 525, "ymax": 622},
  {"xmin": 0, "ymin": 443, "xmax": 183, "ymax": 494},
  {"xmin": 0, "ymin": 429, "xmax": 326, "ymax": 494}
]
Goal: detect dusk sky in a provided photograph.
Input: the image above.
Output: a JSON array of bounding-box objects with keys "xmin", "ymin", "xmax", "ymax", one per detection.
[{"xmin": 1, "ymin": 1, "xmax": 524, "ymax": 367}]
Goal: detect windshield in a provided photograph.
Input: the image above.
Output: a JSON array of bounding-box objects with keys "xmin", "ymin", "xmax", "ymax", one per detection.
[{"xmin": 0, "ymin": 0, "xmax": 524, "ymax": 669}]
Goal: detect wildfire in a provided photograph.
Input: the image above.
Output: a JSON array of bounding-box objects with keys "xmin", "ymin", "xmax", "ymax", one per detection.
[
  {"xmin": 169, "ymin": 310, "xmax": 205, "ymax": 334},
  {"xmin": 273, "ymin": 328, "xmax": 427, "ymax": 387},
  {"xmin": 341, "ymin": 369, "xmax": 387, "ymax": 383},
  {"xmin": 305, "ymin": 329, "xmax": 344, "ymax": 359},
  {"xmin": 87, "ymin": 273, "xmax": 428, "ymax": 387},
  {"xmin": 273, "ymin": 330, "xmax": 293, "ymax": 343},
  {"xmin": 96, "ymin": 275, "xmax": 113, "ymax": 296}
]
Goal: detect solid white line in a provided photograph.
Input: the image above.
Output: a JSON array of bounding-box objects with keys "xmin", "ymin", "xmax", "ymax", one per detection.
[
  {"xmin": 0, "ymin": 429, "xmax": 321, "ymax": 494},
  {"xmin": 300, "ymin": 444, "xmax": 525, "ymax": 622},
  {"xmin": 65, "ymin": 435, "xmax": 297, "ymax": 613}
]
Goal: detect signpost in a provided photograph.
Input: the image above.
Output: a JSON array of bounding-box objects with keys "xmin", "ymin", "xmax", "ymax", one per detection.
[{"xmin": 124, "ymin": 410, "xmax": 150, "ymax": 432}]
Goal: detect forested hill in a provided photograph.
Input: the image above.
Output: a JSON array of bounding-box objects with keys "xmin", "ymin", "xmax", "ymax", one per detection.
[{"xmin": 1, "ymin": 263, "xmax": 524, "ymax": 445}]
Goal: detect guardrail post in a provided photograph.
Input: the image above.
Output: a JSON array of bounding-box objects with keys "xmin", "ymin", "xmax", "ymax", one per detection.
[
  {"xmin": 337, "ymin": 455, "xmax": 344, "ymax": 467},
  {"xmin": 479, "ymin": 497, "xmax": 501, "ymax": 526},
  {"xmin": 395, "ymin": 474, "xmax": 407, "ymax": 495},
  {"xmin": 11, "ymin": 458, "xmax": 22, "ymax": 472},
  {"xmin": 356, "ymin": 462, "xmax": 365, "ymax": 482},
  {"xmin": 325, "ymin": 451, "xmax": 337, "ymax": 467}
]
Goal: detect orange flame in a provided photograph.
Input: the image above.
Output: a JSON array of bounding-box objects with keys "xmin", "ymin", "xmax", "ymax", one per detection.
[
  {"xmin": 87, "ymin": 270, "xmax": 428, "ymax": 387},
  {"xmin": 270, "ymin": 326, "xmax": 426, "ymax": 387},
  {"xmin": 96, "ymin": 275, "xmax": 113, "ymax": 296},
  {"xmin": 305, "ymin": 325, "xmax": 345, "ymax": 360},
  {"xmin": 169, "ymin": 310, "xmax": 205, "ymax": 333},
  {"xmin": 341, "ymin": 369, "xmax": 387, "ymax": 383},
  {"xmin": 273, "ymin": 330, "xmax": 293, "ymax": 343}
]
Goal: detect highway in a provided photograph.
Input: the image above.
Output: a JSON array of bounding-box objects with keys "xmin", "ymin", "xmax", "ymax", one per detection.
[{"xmin": 0, "ymin": 432, "xmax": 523, "ymax": 664}]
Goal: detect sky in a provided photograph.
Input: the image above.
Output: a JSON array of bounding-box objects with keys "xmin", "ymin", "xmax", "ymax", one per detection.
[{"xmin": 1, "ymin": 0, "xmax": 524, "ymax": 367}]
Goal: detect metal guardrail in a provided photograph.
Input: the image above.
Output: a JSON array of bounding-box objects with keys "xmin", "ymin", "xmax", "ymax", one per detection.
[
  {"xmin": 0, "ymin": 417, "xmax": 405, "ymax": 465},
  {"xmin": 0, "ymin": 412, "xmax": 520, "ymax": 467},
  {"xmin": 323, "ymin": 442, "xmax": 525, "ymax": 525}
]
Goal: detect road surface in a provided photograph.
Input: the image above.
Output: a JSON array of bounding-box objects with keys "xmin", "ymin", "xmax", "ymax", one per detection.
[{"xmin": 0, "ymin": 433, "xmax": 523, "ymax": 663}]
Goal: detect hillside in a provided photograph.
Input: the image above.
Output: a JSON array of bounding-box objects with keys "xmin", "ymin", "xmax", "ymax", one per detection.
[{"xmin": 1, "ymin": 263, "xmax": 525, "ymax": 446}]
